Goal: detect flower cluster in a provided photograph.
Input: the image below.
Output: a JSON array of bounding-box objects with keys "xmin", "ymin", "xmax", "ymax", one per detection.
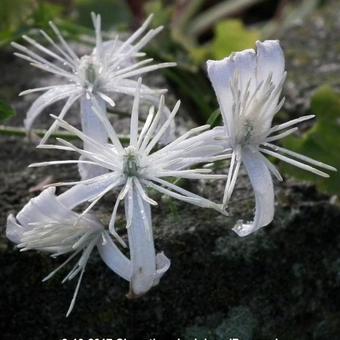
[{"xmin": 6, "ymin": 14, "xmax": 335, "ymax": 316}]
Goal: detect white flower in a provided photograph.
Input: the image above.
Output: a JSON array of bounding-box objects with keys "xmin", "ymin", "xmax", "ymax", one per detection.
[
  {"xmin": 6, "ymin": 187, "xmax": 132, "ymax": 316},
  {"xmin": 207, "ymin": 40, "xmax": 336, "ymax": 237},
  {"xmin": 12, "ymin": 13, "xmax": 176, "ymax": 151},
  {"xmin": 31, "ymin": 79, "xmax": 228, "ymax": 296}
]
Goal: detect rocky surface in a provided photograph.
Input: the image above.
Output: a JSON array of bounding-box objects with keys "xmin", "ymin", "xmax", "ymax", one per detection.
[
  {"xmin": 0, "ymin": 2, "xmax": 340, "ymax": 339},
  {"xmin": 281, "ymin": 0, "xmax": 340, "ymax": 116}
]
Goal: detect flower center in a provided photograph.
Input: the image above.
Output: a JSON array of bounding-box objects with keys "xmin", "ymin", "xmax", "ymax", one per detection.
[
  {"xmin": 78, "ymin": 55, "xmax": 102, "ymax": 91},
  {"xmin": 123, "ymin": 147, "xmax": 140, "ymax": 177},
  {"xmin": 86, "ymin": 63, "xmax": 97, "ymax": 84},
  {"xmin": 235, "ymin": 119, "xmax": 255, "ymax": 145}
]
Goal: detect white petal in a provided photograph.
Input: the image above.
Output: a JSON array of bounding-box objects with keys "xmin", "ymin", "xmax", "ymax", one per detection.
[
  {"xmin": 58, "ymin": 173, "xmax": 119, "ymax": 209},
  {"xmin": 6, "ymin": 214, "xmax": 24, "ymax": 244},
  {"xmin": 40, "ymin": 93, "xmax": 81, "ymax": 145},
  {"xmin": 97, "ymin": 231, "xmax": 132, "ymax": 281},
  {"xmin": 125, "ymin": 189, "xmax": 157, "ymax": 297},
  {"xmin": 129, "ymin": 78, "xmax": 142, "ymax": 147},
  {"xmin": 233, "ymin": 146, "xmax": 274, "ymax": 237},
  {"xmin": 153, "ymin": 252, "xmax": 171, "ymax": 286},
  {"xmin": 144, "ymin": 100, "xmax": 181, "ymax": 154},
  {"xmin": 223, "ymin": 148, "xmax": 242, "ymax": 206},
  {"xmin": 260, "ymin": 147, "xmax": 330, "ymax": 178},
  {"xmin": 115, "ymin": 85, "xmax": 175, "ymax": 144},
  {"xmin": 24, "ymin": 85, "xmax": 79, "ymax": 130},
  {"xmin": 48, "ymin": 21, "xmax": 79, "ymax": 62},
  {"xmin": 207, "ymin": 58, "xmax": 235, "ymax": 137},
  {"xmin": 256, "ymin": 151, "xmax": 283, "ymax": 182},
  {"xmin": 263, "ymin": 143, "xmax": 337, "ymax": 172},
  {"xmin": 79, "ymin": 96, "xmax": 109, "ymax": 179},
  {"xmin": 253, "ymin": 40, "xmax": 286, "ymax": 126},
  {"xmin": 207, "ymin": 49, "xmax": 256, "ymax": 138},
  {"xmin": 115, "ymin": 14, "xmax": 153, "ymax": 54},
  {"xmin": 256, "ymin": 40, "xmax": 285, "ymax": 88},
  {"xmin": 17, "ymin": 187, "xmax": 76, "ymax": 228},
  {"xmin": 269, "ymin": 114, "xmax": 315, "ymax": 134}
]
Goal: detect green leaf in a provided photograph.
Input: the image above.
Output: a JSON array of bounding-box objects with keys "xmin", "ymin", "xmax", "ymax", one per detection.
[
  {"xmin": 0, "ymin": 100, "xmax": 16, "ymax": 123},
  {"xmin": 144, "ymin": 0, "xmax": 173, "ymax": 27},
  {"xmin": 187, "ymin": 0, "xmax": 263, "ymax": 37},
  {"xmin": 32, "ymin": 2, "xmax": 63, "ymax": 27},
  {"xmin": 207, "ymin": 109, "xmax": 221, "ymax": 127},
  {"xmin": 0, "ymin": 0, "xmax": 63, "ymax": 46},
  {"xmin": 0, "ymin": 0, "xmax": 34, "ymax": 32},
  {"xmin": 75, "ymin": 0, "xmax": 132, "ymax": 30},
  {"xmin": 282, "ymin": 85, "xmax": 340, "ymax": 195},
  {"xmin": 211, "ymin": 19, "xmax": 260, "ymax": 60}
]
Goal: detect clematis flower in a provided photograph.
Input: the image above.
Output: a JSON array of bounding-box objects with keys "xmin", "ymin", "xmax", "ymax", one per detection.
[
  {"xmin": 31, "ymin": 79, "xmax": 228, "ymax": 296},
  {"xmin": 6, "ymin": 187, "xmax": 132, "ymax": 316},
  {"xmin": 12, "ymin": 12, "xmax": 176, "ymax": 166},
  {"xmin": 207, "ymin": 40, "xmax": 336, "ymax": 237}
]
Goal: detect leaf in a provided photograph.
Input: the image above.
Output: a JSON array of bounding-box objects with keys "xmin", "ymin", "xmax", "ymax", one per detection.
[
  {"xmin": 0, "ymin": 0, "xmax": 63, "ymax": 46},
  {"xmin": 207, "ymin": 109, "xmax": 221, "ymax": 127},
  {"xmin": 282, "ymin": 86, "xmax": 340, "ymax": 195},
  {"xmin": 211, "ymin": 19, "xmax": 260, "ymax": 60},
  {"xmin": 144, "ymin": 0, "xmax": 172, "ymax": 27},
  {"xmin": 75, "ymin": 0, "xmax": 132, "ymax": 30},
  {"xmin": 188, "ymin": 0, "xmax": 264, "ymax": 37},
  {"xmin": 0, "ymin": 0, "xmax": 35, "ymax": 32},
  {"xmin": 32, "ymin": 2, "xmax": 63, "ymax": 27},
  {"xmin": 0, "ymin": 100, "xmax": 16, "ymax": 123}
]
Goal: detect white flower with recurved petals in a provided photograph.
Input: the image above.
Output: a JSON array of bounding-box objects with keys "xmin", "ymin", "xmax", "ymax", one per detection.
[
  {"xmin": 207, "ymin": 40, "xmax": 336, "ymax": 237},
  {"xmin": 12, "ymin": 13, "xmax": 175, "ymax": 151},
  {"xmin": 30, "ymin": 79, "xmax": 228, "ymax": 297},
  {"xmin": 6, "ymin": 187, "xmax": 131, "ymax": 316}
]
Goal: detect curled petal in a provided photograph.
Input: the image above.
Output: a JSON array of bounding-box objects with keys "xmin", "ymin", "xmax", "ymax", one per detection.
[
  {"xmin": 153, "ymin": 252, "xmax": 171, "ymax": 286},
  {"xmin": 233, "ymin": 146, "xmax": 274, "ymax": 237},
  {"xmin": 16, "ymin": 187, "xmax": 77, "ymax": 230},
  {"xmin": 24, "ymin": 85, "xmax": 79, "ymax": 130},
  {"xmin": 125, "ymin": 189, "xmax": 169, "ymax": 297},
  {"xmin": 97, "ymin": 231, "xmax": 132, "ymax": 281},
  {"xmin": 6, "ymin": 214, "xmax": 24, "ymax": 244}
]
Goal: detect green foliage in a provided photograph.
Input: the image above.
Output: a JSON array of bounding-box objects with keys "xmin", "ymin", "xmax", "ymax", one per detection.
[
  {"xmin": 282, "ymin": 86, "xmax": 340, "ymax": 194},
  {"xmin": 32, "ymin": 2, "xmax": 63, "ymax": 27},
  {"xmin": 74, "ymin": 0, "xmax": 132, "ymax": 30},
  {"xmin": 0, "ymin": 0, "xmax": 34, "ymax": 32},
  {"xmin": 207, "ymin": 109, "xmax": 222, "ymax": 127},
  {"xmin": 0, "ymin": 0, "xmax": 63, "ymax": 46},
  {"xmin": 212, "ymin": 19, "xmax": 260, "ymax": 60},
  {"xmin": 144, "ymin": 0, "xmax": 173, "ymax": 27},
  {"xmin": 0, "ymin": 100, "xmax": 16, "ymax": 123}
]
